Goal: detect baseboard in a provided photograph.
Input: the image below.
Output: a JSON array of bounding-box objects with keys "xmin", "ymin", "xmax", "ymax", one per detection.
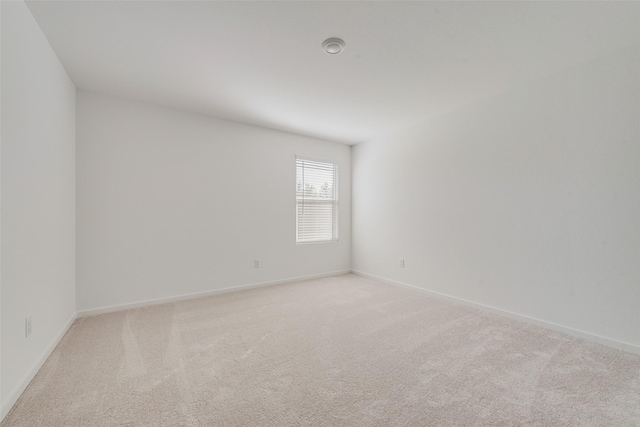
[
  {"xmin": 77, "ymin": 270, "xmax": 352, "ymax": 318},
  {"xmin": 352, "ymin": 270, "xmax": 640, "ymax": 356},
  {"xmin": 1, "ymin": 312, "xmax": 77, "ymax": 422}
]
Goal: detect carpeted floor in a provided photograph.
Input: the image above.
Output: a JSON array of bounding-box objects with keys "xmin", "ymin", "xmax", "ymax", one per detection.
[{"xmin": 3, "ymin": 274, "xmax": 640, "ymax": 426}]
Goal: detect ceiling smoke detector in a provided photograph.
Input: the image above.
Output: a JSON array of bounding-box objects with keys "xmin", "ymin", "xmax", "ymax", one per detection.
[{"xmin": 322, "ymin": 38, "xmax": 345, "ymax": 55}]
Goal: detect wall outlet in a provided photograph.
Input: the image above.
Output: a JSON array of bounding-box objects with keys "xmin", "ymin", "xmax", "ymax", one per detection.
[
  {"xmin": 399, "ymin": 259, "xmax": 405, "ymax": 268},
  {"xmin": 25, "ymin": 316, "xmax": 32, "ymax": 338},
  {"xmin": 254, "ymin": 259, "xmax": 260, "ymax": 268}
]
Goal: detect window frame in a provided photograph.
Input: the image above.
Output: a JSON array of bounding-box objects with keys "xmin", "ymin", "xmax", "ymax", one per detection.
[{"xmin": 295, "ymin": 156, "xmax": 339, "ymax": 244}]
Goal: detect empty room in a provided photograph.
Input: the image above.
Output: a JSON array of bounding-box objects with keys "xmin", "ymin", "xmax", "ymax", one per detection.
[{"xmin": 1, "ymin": 1, "xmax": 639, "ymax": 425}]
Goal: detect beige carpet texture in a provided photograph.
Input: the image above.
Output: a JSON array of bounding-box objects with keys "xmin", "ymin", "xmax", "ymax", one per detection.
[{"xmin": 3, "ymin": 274, "xmax": 640, "ymax": 426}]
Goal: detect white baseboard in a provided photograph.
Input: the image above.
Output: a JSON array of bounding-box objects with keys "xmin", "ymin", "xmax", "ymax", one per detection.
[
  {"xmin": 77, "ymin": 270, "xmax": 352, "ymax": 318},
  {"xmin": 352, "ymin": 270, "xmax": 640, "ymax": 356},
  {"xmin": 1, "ymin": 312, "xmax": 77, "ymax": 422}
]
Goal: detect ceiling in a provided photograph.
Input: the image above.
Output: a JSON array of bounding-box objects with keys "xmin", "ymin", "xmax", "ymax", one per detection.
[{"xmin": 26, "ymin": 1, "xmax": 640, "ymax": 144}]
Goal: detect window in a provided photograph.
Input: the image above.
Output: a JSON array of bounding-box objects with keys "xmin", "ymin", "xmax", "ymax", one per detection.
[{"xmin": 296, "ymin": 157, "xmax": 339, "ymax": 243}]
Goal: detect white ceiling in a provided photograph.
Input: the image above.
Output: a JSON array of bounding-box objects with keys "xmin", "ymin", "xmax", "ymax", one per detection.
[{"xmin": 26, "ymin": 1, "xmax": 640, "ymax": 144}]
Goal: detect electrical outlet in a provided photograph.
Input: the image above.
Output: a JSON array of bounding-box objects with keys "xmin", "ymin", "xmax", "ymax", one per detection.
[
  {"xmin": 254, "ymin": 259, "xmax": 260, "ymax": 268},
  {"xmin": 400, "ymin": 259, "xmax": 405, "ymax": 268},
  {"xmin": 25, "ymin": 316, "xmax": 32, "ymax": 338}
]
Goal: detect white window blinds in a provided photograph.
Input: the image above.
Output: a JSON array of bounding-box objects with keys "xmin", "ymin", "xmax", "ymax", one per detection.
[{"xmin": 296, "ymin": 157, "xmax": 339, "ymax": 243}]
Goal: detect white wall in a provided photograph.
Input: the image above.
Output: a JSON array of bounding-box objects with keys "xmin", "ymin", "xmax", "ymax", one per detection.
[
  {"xmin": 353, "ymin": 46, "xmax": 640, "ymax": 351},
  {"xmin": 76, "ymin": 91, "xmax": 351, "ymax": 313},
  {"xmin": 1, "ymin": 0, "xmax": 76, "ymax": 417},
  {"xmin": 0, "ymin": 0, "xmax": 3, "ymax": 408}
]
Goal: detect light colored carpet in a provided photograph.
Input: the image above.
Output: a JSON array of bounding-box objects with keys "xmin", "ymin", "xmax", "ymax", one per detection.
[{"xmin": 3, "ymin": 274, "xmax": 640, "ymax": 426}]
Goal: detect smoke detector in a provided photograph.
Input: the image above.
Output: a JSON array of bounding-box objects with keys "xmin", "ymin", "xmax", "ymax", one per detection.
[{"xmin": 322, "ymin": 38, "xmax": 345, "ymax": 55}]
